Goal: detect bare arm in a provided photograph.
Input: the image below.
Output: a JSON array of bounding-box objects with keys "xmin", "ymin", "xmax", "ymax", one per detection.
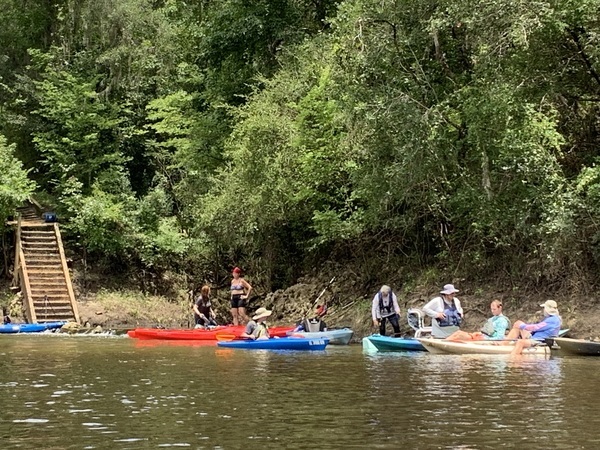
[
  {"xmin": 241, "ymin": 279, "xmax": 253, "ymax": 298},
  {"xmin": 423, "ymin": 297, "xmax": 445, "ymax": 319},
  {"xmin": 192, "ymin": 304, "xmax": 202, "ymax": 317}
]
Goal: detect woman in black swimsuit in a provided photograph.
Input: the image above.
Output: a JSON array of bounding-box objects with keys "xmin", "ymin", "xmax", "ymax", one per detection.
[{"xmin": 230, "ymin": 267, "xmax": 252, "ymax": 325}]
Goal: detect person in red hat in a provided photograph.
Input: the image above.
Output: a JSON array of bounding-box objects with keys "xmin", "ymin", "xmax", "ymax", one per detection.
[
  {"xmin": 230, "ymin": 267, "xmax": 252, "ymax": 325},
  {"xmin": 292, "ymin": 304, "xmax": 328, "ymax": 332}
]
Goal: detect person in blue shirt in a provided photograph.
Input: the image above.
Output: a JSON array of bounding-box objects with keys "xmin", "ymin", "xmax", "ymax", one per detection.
[
  {"xmin": 507, "ymin": 300, "xmax": 561, "ymax": 355},
  {"xmin": 447, "ymin": 300, "xmax": 510, "ymax": 341}
]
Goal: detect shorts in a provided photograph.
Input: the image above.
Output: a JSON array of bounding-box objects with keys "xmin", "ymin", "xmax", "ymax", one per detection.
[{"xmin": 230, "ymin": 294, "xmax": 246, "ymax": 309}]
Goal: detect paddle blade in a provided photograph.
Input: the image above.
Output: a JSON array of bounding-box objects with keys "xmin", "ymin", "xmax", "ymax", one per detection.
[{"xmin": 215, "ymin": 333, "xmax": 238, "ymax": 341}]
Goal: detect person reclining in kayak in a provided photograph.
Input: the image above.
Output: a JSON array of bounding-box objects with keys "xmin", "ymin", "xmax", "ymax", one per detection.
[
  {"xmin": 446, "ymin": 300, "xmax": 510, "ymax": 341},
  {"xmin": 506, "ymin": 300, "xmax": 561, "ymax": 355},
  {"xmin": 423, "ymin": 284, "xmax": 463, "ymax": 338},
  {"xmin": 241, "ymin": 307, "xmax": 272, "ymax": 340},
  {"xmin": 293, "ymin": 304, "xmax": 328, "ymax": 332}
]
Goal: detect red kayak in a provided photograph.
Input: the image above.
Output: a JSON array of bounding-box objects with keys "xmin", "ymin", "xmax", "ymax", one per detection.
[{"xmin": 127, "ymin": 326, "xmax": 294, "ymax": 341}]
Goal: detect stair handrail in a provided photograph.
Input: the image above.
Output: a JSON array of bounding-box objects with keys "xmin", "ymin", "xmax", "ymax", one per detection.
[
  {"xmin": 12, "ymin": 213, "xmax": 22, "ymax": 287},
  {"xmin": 19, "ymin": 246, "xmax": 37, "ymax": 323},
  {"xmin": 53, "ymin": 223, "xmax": 80, "ymax": 323}
]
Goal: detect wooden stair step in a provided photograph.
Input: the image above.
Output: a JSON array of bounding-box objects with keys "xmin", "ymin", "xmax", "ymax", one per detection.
[
  {"xmin": 23, "ymin": 250, "xmax": 60, "ymax": 255},
  {"xmin": 30, "ymin": 291, "xmax": 70, "ymax": 298},
  {"xmin": 22, "ymin": 241, "xmax": 58, "ymax": 246},
  {"xmin": 21, "ymin": 237, "xmax": 56, "ymax": 243},
  {"xmin": 24, "ymin": 259, "xmax": 62, "ymax": 264},
  {"xmin": 19, "ymin": 224, "xmax": 56, "ymax": 230},
  {"xmin": 33, "ymin": 302, "xmax": 72, "ymax": 308},
  {"xmin": 33, "ymin": 304, "xmax": 72, "ymax": 310},
  {"xmin": 24, "ymin": 265, "xmax": 63, "ymax": 271},
  {"xmin": 31, "ymin": 297, "xmax": 70, "ymax": 303},
  {"xmin": 27, "ymin": 270, "xmax": 65, "ymax": 275},
  {"xmin": 22, "ymin": 243, "xmax": 59, "ymax": 248},
  {"xmin": 30, "ymin": 281, "xmax": 68, "ymax": 287},
  {"xmin": 25, "ymin": 253, "xmax": 62, "ymax": 264},
  {"xmin": 34, "ymin": 314, "xmax": 75, "ymax": 320}
]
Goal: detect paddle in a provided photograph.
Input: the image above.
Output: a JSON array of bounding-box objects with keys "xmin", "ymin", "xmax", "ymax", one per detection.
[
  {"xmin": 215, "ymin": 333, "xmax": 241, "ymax": 342},
  {"xmin": 302, "ymin": 277, "xmax": 335, "ymax": 318}
]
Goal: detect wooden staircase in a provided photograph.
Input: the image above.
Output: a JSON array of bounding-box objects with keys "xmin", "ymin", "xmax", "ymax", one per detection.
[{"xmin": 12, "ymin": 203, "xmax": 79, "ymax": 323}]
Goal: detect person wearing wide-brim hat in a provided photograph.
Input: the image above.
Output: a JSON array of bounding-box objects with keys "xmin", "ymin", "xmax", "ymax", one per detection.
[
  {"xmin": 506, "ymin": 300, "xmax": 562, "ymax": 355},
  {"xmin": 241, "ymin": 307, "xmax": 272, "ymax": 340},
  {"xmin": 423, "ymin": 284, "xmax": 464, "ymax": 338}
]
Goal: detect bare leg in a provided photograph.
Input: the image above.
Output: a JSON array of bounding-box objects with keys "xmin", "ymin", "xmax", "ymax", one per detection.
[
  {"xmin": 238, "ymin": 307, "xmax": 249, "ymax": 324},
  {"xmin": 447, "ymin": 330, "xmax": 475, "ymax": 341},
  {"xmin": 503, "ymin": 321, "xmax": 525, "ymax": 344},
  {"xmin": 510, "ymin": 338, "xmax": 533, "ymax": 356},
  {"xmin": 230, "ymin": 308, "xmax": 239, "ymax": 326}
]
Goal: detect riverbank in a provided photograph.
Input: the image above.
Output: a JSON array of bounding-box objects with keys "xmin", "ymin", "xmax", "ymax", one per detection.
[
  {"xmin": 3, "ymin": 267, "xmax": 597, "ymax": 339},
  {"xmin": 71, "ymin": 272, "xmax": 600, "ymax": 340}
]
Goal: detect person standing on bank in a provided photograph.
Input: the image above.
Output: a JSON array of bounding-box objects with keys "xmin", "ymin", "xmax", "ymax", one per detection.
[
  {"xmin": 371, "ymin": 285, "xmax": 401, "ymax": 336},
  {"xmin": 231, "ymin": 267, "xmax": 252, "ymax": 325},
  {"xmin": 423, "ymin": 284, "xmax": 464, "ymax": 338}
]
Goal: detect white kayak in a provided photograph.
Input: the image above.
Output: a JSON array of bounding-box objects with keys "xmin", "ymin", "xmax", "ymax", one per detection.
[
  {"xmin": 287, "ymin": 328, "xmax": 353, "ymax": 345},
  {"xmin": 417, "ymin": 338, "xmax": 552, "ymax": 355}
]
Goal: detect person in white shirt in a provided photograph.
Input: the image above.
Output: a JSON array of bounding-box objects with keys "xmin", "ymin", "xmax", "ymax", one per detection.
[
  {"xmin": 423, "ymin": 284, "xmax": 463, "ymax": 338},
  {"xmin": 371, "ymin": 285, "xmax": 401, "ymax": 336}
]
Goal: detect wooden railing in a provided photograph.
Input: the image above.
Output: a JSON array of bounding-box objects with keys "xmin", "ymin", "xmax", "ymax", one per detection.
[
  {"xmin": 19, "ymin": 247, "xmax": 37, "ymax": 323},
  {"xmin": 12, "ymin": 214, "xmax": 22, "ymax": 288},
  {"xmin": 54, "ymin": 223, "xmax": 80, "ymax": 323}
]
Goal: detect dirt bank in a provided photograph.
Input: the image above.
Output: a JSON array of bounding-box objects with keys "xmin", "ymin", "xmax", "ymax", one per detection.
[
  {"xmin": 2, "ymin": 262, "xmax": 595, "ymax": 338},
  {"xmin": 68, "ymin": 271, "xmax": 599, "ymax": 340}
]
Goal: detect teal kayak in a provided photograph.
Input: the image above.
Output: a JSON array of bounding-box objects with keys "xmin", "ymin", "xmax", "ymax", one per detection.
[
  {"xmin": 0, "ymin": 321, "xmax": 66, "ymax": 334},
  {"xmin": 362, "ymin": 334, "xmax": 426, "ymax": 352},
  {"xmin": 217, "ymin": 337, "xmax": 329, "ymax": 351}
]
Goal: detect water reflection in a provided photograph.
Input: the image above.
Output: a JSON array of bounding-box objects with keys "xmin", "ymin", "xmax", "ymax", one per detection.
[{"xmin": 1, "ymin": 336, "xmax": 600, "ymax": 449}]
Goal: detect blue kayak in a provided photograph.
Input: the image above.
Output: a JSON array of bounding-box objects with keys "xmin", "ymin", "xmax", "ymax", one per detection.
[
  {"xmin": 217, "ymin": 337, "xmax": 329, "ymax": 351},
  {"xmin": 362, "ymin": 334, "xmax": 426, "ymax": 352},
  {"xmin": 0, "ymin": 322, "xmax": 66, "ymax": 334}
]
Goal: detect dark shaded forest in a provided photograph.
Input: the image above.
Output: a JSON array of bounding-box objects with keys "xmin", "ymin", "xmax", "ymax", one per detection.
[{"xmin": 2, "ymin": 0, "xmax": 600, "ymax": 294}]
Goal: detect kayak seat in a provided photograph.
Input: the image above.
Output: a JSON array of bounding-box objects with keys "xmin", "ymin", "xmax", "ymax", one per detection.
[
  {"xmin": 407, "ymin": 308, "xmax": 432, "ymax": 338},
  {"xmin": 303, "ymin": 319, "xmax": 327, "ymax": 332}
]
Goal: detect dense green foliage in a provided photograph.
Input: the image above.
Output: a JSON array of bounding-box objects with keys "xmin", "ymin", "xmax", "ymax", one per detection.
[
  {"xmin": 2, "ymin": 0, "xmax": 600, "ymax": 289},
  {"xmin": 0, "ymin": 135, "xmax": 36, "ymax": 224}
]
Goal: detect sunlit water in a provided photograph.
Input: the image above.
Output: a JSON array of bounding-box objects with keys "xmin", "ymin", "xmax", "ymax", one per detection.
[{"xmin": 1, "ymin": 335, "xmax": 599, "ymax": 449}]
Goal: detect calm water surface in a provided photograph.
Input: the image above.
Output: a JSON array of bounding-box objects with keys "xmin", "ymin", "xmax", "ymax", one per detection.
[{"xmin": 1, "ymin": 335, "xmax": 599, "ymax": 449}]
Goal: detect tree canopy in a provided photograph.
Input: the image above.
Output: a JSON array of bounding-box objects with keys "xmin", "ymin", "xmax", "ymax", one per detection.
[{"xmin": 2, "ymin": 0, "xmax": 600, "ymax": 289}]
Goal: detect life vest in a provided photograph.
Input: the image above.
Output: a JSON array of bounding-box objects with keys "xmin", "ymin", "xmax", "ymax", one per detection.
[
  {"xmin": 378, "ymin": 291, "xmax": 396, "ymax": 317},
  {"xmin": 437, "ymin": 300, "xmax": 462, "ymax": 327},
  {"xmin": 253, "ymin": 322, "xmax": 269, "ymax": 339}
]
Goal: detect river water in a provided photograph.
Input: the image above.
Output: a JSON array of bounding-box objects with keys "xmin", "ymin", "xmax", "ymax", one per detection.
[{"xmin": 1, "ymin": 335, "xmax": 599, "ymax": 449}]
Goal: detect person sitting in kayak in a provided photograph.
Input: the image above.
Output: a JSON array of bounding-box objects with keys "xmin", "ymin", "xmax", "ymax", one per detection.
[
  {"xmin": 507, "ymin": 300, "xmax": 561, "ymax": 356},
  {"xmin": 192, "ymin": 285, "xmax": 218, "ymax": 329},
  {"xmin": 293, "ymin": 304, "xmax": 328, "ymax": 332},
  {"xmin": 446, "ymin": 300, "xmax": 510, "ymax": 341},
  {"xmin": 423, "ymin": 284, "xmax": 463, "ymax": 338},
  {"xmin": 371, "ymin": 285, "xmax": 401, "ymax": 336},
  {"xmin": 241, "ymin": 307, "xmax": 272, "ymax": 340}
]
